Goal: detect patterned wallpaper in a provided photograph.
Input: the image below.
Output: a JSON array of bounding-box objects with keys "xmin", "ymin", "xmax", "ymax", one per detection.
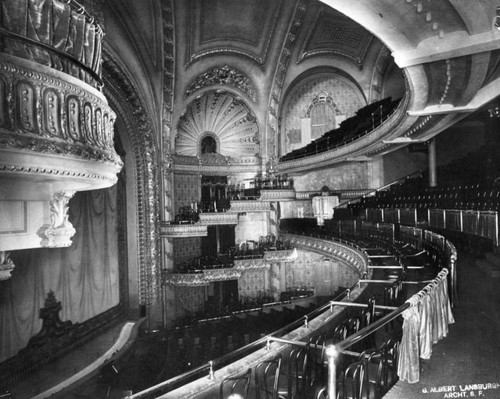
[
  {"xmin": 175, "ymin": 286, "xmax": 205, "ymax": 318},
  {"xmin": 173, "ymin": 237, "xmax": 202, "ymax": 268},
  {"xmin": 174, "ymin": 173, "xmax": 200, "ymax": 214},
  {"xmin": 282, "ymin": 75, "xmax": 365, "ymax": 155},
  {"xmin": 238, "ymin": 269, "xmax": 267, "ymax": 300}
]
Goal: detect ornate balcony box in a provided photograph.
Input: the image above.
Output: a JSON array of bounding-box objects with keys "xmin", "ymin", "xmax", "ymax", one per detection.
[
  {"xmin": 160, "ymin": 222, "xmax": 207, "ymax": 237},
  {"xmin": 228, "ymin": 200, "xmax": 271, "ymax": 213},
  {"xmin": 259, "ymin": 189, "xmax": 296, "ymax": 201},
  {"xmin": 164, "ymin": 268, "xmax": 242, "ymax": 286},
  {"xmin": 198, "ymin": 212, "xmax": 239, "ymax": 225}
]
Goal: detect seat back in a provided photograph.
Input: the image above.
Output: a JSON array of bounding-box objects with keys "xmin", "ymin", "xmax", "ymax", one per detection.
[
  {"xmin": 341, "ymin": 360, "xmax": 367, "ymax": 399},
  {"xmin": 255, "ymin": 355, "xmax": 282, "ymax": 399},
  {"xmin": 219, "ymin": 368, "xmax": 252, "ymax": 399}
]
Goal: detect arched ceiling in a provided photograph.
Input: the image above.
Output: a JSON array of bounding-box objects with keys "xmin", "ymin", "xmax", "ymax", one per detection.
[{"xmin": 102, "ymin": 0, "xmax": 500, "ymax": 173}]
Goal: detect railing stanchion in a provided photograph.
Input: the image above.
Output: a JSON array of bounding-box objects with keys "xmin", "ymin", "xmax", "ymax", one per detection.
[{"xmin": 326, "ymin": 345, "xmax": 338, "ymax": 399}]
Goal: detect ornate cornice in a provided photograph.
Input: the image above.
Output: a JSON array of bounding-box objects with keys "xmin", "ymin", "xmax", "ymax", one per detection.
[
  {"xmin": 260, "ymin": 189, "xmax": 296, "ymax": 201},
  {"xmin": 281, "ymin": 234, "xmax": 368, "ymax": 275},
  {"xmin": 185, "ymin": 65, "xmax": 257, "ymax": 102},
  {"xmin": 198, "ymin": 212, "xmax": 239, "ymax": 225},
  {"xmin": 229, "ymin": 200, "xmax": 271, "ymax": 213},
  {"xmin": 160, "ymin": 223, "xmax": 208, "ymax": 237}
]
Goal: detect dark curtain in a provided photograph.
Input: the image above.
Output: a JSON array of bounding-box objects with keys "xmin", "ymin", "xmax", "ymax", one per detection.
[{"xmin": 0, "ymin": 186, "xmax": 119, "ymax": 362}]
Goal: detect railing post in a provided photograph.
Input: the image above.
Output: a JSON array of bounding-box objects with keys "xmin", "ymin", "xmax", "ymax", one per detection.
[{"xmin": 326, "ymin": 345, "xmax": 338, "ymax": 399}]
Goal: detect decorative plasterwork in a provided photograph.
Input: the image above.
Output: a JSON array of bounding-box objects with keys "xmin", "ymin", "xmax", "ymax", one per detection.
[
  {"xmin": 37, "ymin": 192, "xmax": 76, "ymax": 248},
  {"xmin": 175, "ymin": 91, "xmax": 259, "ymax": 158},
  {"xmin": 160, "ymin": 223, "xmax": 208, "ymax": 237},
  {"xmin": 266, "ymin": 1, "xmax": 305, "ymax": 165},
  {"xmin": 282, "ymin": 233, "xmax": 368, "ymax": 275},
  {"xmin": 185, "ymin": 65, "xmax": 257, "ymax": 102},
  {"xmin": 234, "ymin": 258, "xmax": 269, "ymax": 271},
  {"xmin": 0, "ymin": 252, "xmax": 15, "ymax": 281},
  {"xmin": 263, "ymin": 248, "xmax": 298, "ymax": 262},
  {"xmin": 0, "ymin": 55, "xmax": 122, "ymax": 193},
  {"xmin": 102, "ymin": 55, "xmax": 159, "ymax": 305},
  {"xmin": 229, "ymin": 200, "xmax": 271, "ymax": 213},
  {"xmin": 260, "ymin": 189, "xmax": 296, "ymax": 201},
  {"xmin": 163, "ymin": 268, "xmax": 242, "ymax": 286},
  {"xmin": 297, "ymin": 8, "xmax": 373, "ymax": 66},
  {"xmin": 172, "ymin": 154, "xmax": 261, "ymax": 175},
  {"xmin": 198, "ymin": 213, "xmax": 239, "ymax": 225},
  {"xmin": 185, "ymin": 0, "xmax": 283, "ymax": 68}
]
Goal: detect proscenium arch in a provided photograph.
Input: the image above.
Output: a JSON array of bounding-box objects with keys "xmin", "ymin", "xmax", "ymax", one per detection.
[{"xmin": 102, "ymin": 56, "xmax": 160, "ymax": 315}]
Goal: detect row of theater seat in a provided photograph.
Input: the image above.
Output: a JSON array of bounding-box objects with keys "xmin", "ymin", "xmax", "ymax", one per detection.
[
  {"xmin": 349, "ymin": 182, "xmax": 500, "ymax": 212},
  {"xmin": 280, "ymin": 97, "xmax": 400, "ymax": 162}
]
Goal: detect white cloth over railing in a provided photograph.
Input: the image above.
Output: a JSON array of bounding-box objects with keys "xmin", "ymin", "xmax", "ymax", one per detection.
[{"xmin": 397, "ymin": 269, "xmax": 455, "ymax": 383}]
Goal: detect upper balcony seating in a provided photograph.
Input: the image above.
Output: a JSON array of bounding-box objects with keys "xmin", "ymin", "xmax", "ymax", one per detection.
[
  {"xmin": 349, "ymin": 182, "xmax": 500, "ymax": 212},
  {"xmin": 280, "ymin": 97, "xmax": 400, "ymax": 162}
]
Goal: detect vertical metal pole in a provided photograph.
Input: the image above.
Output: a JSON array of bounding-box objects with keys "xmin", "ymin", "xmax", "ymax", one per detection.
[
  {"xmin": 326, "ymin": 345, "xmax": 338, "ymax": 398},
  {"xmin": 428, "ymin": 138, "xmax": 437, "ymax": 187}
]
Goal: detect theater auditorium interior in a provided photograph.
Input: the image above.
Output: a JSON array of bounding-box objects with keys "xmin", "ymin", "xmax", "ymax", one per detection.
[{"xmin": 2, "ymin": 0, "xmax": 500, "ymax": 398}]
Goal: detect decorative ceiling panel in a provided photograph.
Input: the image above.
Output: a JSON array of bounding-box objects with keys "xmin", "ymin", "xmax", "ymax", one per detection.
[
  {"xmin": 298, "ymin": 8, "xmax": 373, "ymax": 66},
  {"xmin": 185, "ymin": 0, "xmax": 283, "ymax": 67},
  {"xmin": 175, "ymin": 91, "xmax": 259, "ymax": 158}
]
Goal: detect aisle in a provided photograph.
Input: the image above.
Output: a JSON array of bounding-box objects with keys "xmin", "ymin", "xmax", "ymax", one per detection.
[{"xmin": 384, "ymin": 251, "xmax": 500, "ymax": 399}]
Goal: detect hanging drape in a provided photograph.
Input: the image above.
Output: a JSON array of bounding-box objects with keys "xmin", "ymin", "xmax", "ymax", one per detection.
[
  {"xmin": 397, "ymin": 270, "xmax": 455, "ymax": 383},
  {"xmin": 0, "ymin": 187, "xmax": 119, "ymax": 363},
  {"xmin": 397, "ymin": 301, "xmax": 420, "ymax": 383}
]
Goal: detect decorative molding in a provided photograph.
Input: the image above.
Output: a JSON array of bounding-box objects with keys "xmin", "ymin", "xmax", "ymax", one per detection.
[
  {"xmin": 185, "ymin": 0, "xmax": 284, "ymax": 68},
  {"xmin": 37, "ymin": 191, "xmax": 76, "ymax": 248},
  {"xmin": 229, "ymin": 200, "xmax": 271, "ymax": 213},
  {"xmin": 234, "ymin": 258, "xmax": 269, "ymax": 270},
  {"xmin": 172, "ymin": 154, "xmax": 262, "ymax": 175},
  {"xmin": 266, "ymin": 1, "xmax": 306, "ymax": 165},
  {"xmin": 185, "ymin": 65, "xmax": 257, "ymax": 102},
  {"xmin": 260, "ymin": 189, "xmax": 296, "ymax": 201},
  {"xmin": 0, "ymin": 133, "xmax": 122, "ymax": 168},
  {"xmin": 0, "ymin": 162, "xmax": 117, "ymax": 186},
  {"xmin": 160, "ymin": 223, "xmax": 208, "ymax": 237},
  {"xmin": 175, "ymin": 91, "xmax": 259, "ymax": 158},
  {"xmin": 200, "ymin": 153, "xmax": 229, "ymax": 165},
  {"xmin": 102, "ymin": 54, "xmax": 160, "ymax": 305},
  {"xmin": 164, "ymin": 268, "xmax": 242, "ymax": 286},
  {"xmin": 0, "ymin": 252, "xmax": 15, "ymax": 280},
  {"xmin": 198, "ymin": 212, "xmax": 239, "ymax": 225},
  {"xmin": 263, "ymin": 248, "xmax": 298, "ymax": 262},
  {"xmin": 281, "ymin": 233, "xmax": 368, "ymax": 275},
  {"xmin": 297, "ymin": 8, "xmax": 373, "ymax": 66}
]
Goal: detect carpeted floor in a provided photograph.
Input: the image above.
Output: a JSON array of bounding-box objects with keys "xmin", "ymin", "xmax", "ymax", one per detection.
[{"xmin": 384, "ymin": 251, "xmax": 500, "ymax": 399}]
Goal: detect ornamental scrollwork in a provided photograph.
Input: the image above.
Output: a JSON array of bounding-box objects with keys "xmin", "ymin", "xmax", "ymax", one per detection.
[
  {"xmin": 37, "ymin": 191, "xmax": 76, "ymax": 248},
  {"xmin": 185, "ymin": 65, "xmax": 257, "ymax": 102}
]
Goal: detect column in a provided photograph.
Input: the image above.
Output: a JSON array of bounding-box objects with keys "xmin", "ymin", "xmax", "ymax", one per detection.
[{"xmin": 428, "ymin": 138, "xmax": 437, "ymax": 187}]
